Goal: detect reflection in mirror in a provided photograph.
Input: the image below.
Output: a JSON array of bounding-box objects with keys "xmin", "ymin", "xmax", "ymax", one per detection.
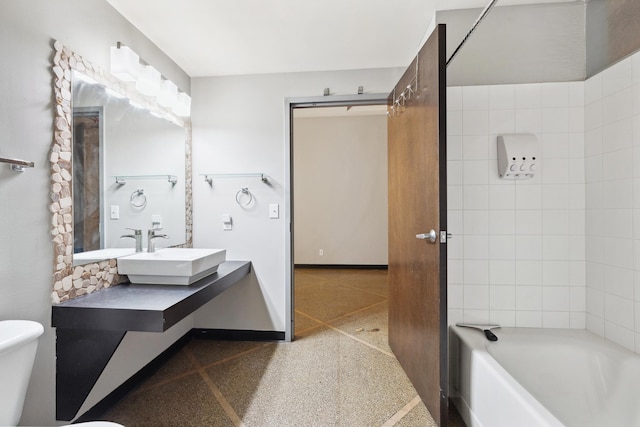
[{"xmin": 72, "ymin": 73, "xmax": 186, "ymax": 266}]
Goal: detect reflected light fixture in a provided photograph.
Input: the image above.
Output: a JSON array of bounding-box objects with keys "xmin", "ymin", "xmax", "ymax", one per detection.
[
  {"xmin": 110, "ymin": 43, "xmax": 141, "ymax": 81},
  {"xmin": 173, "ymin": 92, "xmax": 191, "ymax": 117},
  {"xmin": 110, "ymin": 42, "xmax": 191, "ymax": 117},
  {"xmin": 136, "ymin": 64, "xmax": 161, "ymax": 96}
]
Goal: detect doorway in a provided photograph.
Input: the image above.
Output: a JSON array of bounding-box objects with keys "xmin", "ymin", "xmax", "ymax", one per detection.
[{"xmin": 285, "ymin": 94, "xmax": 389, "ymax": 341}]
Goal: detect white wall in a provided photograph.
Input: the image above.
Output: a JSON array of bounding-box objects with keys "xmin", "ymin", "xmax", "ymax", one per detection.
[
  {"xmin": 191, "ymin": 68, "xmax": 402, "ymax": 333},
  {"xmin": 447, "ymin": 82, "xmax": 586, "ymax": 329},
  {"xmin": 0, "ymin": 1, "xmax": 189, "ymax": 424},
  {"xmin": 293, "ymin": 114, "xmax": 388, "ymax": 265},
  {"xmin": 584, "ymin": 51, "xmax": 640, "ymax": 353}
]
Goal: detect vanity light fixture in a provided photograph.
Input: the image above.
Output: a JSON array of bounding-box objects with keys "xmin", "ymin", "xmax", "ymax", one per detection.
[
  {"xmin": 110, "ymin": 43, "xmax": 141, "ymax": 81},
  {"xmin": 136, "ymin": 64, "xmax": 161, "ymax": 96},
  {"xmin": 110, "ymin": 42, "xmax": 191, "ymax": 117},
  {"xmin": 173, "ymin": 92, "xmax": 191, "ymax": 117},
  {"xmin": 157, "ymin": 80, "xmax": 178, "ymax": 108}
]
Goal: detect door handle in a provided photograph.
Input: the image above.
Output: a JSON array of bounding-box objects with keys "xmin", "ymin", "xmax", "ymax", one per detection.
[{"xmin": 416, "ymin": 230, "xmax": 437, "ymax": 243}]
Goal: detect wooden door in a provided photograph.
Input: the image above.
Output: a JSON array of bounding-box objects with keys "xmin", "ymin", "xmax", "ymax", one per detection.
[{"xmin": 388, "ymin": 24, "xmax": 448, "ymax": 426}]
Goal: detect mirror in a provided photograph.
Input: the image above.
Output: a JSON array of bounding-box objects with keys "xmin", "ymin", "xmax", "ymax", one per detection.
[
  {"xmin": 72, "ymin": 75, "xmax": 186, "ymax": 264},
  {"xmin": 50, "ymin": 41, "xmax": 192, "ymax": 303}
]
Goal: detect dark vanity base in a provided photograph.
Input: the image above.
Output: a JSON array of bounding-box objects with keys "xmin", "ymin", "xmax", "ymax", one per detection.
[{"xmin": 52, "ymin": 261, "xmax": 251, "ymax": 421}]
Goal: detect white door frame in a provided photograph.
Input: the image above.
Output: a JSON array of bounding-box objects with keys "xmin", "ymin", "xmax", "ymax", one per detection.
[{"xmin": 284, "ymin": 93, "xmax": 388, "ymax": 342}]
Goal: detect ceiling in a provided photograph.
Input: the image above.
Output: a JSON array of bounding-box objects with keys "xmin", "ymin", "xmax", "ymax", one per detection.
[{"xmin": 105, "ymin": 0, "xmax": 578, "ymax": 78}]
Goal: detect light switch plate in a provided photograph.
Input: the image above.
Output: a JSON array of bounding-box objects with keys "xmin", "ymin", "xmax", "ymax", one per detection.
[
  {"xmin": 110, "ymin": 205, "xmax": 119, "ymax": 220},
  {"xmin": 269, "ymin": 203, "xmax": 279, "ymax": 219}
]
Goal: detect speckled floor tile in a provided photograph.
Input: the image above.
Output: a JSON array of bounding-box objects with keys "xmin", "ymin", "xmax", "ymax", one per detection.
[
  {"xmin": 103, "ymin": 372, "xmax": 234, "ymax": 426},
  {"xmin": 204, "ymin": 326, "xmax": 417, "ymax": 427},
  {"xmin": 295, "ymin": 281, "xmax": 386, "ymax": 322},
  {"xmin": 294, "ymin": 269, "xmax": 328, "ymax": 288},
  {"xmin": 395, "ymin": 399, "xmax": 437, "ymax": 426},
  {"xmin": 295, "ymin": 309, "xmax": 323, "ymax": 334},
  {"xmin": 296, "ymin": 268, "xmax": 362, "ymax": 281},
  {"xmin": 336, "ymin": 269, "xmax": 389, "ymax": 297},
  {"xmin": 328, "ymin": 300, "xmax": 390, "ymax": 354},
  {"xmin": 187, "ymin": 338, "xmax": 266, "ymax": 368},
  {"xmin": 135, "ymin": 346, "xmax": 199, "ymax": 391}
]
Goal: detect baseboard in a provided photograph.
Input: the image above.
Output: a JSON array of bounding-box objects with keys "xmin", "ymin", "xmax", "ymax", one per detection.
[
  {"xmin": 74, "ymin": 331, "xmax": 192, "ymax": 423},
  {"xmin": 294, "ymin": 264, "xmax": 388, "ymax": 270},
  {"xmin": 191, "ymin": 328, "xmax": 286, "ymax": 341}
]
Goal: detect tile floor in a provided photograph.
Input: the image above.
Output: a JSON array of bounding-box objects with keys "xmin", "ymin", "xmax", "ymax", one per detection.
[{"xmin": 101, "ymin": 268, "xmax": 465, "ymax": 426}]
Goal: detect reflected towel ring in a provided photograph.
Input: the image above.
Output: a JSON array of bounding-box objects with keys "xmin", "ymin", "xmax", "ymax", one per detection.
[
  {"xmin": 130, "ymin": 188, "xmax": 147, "ymax": 208},
  {"xmin": 235, "ymin": 187, "xmax": 253, "ymax": 207}
]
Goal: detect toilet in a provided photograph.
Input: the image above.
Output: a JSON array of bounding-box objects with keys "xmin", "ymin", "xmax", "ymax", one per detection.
[{"xmin": 0, "ymin": 320, "xmax": 123, "ymax": 427}]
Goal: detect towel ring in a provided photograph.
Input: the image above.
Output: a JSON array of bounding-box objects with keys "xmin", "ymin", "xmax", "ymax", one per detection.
[
  {"xmin": 130, "ymin": 188, "xmax": 147, "ymax": 209},
  {"xmin": 235, "ymin": 187, "xmax": 253, "ymax": 207}
]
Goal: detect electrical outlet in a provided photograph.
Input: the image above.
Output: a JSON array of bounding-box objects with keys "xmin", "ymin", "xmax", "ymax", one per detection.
[
  {"xmin": 319, "ymin": 249, "xmax": 324, "ymax": 256},
  {"xmin": 110, "ymin": 205, "xmax": 119, "ymax": 220}
]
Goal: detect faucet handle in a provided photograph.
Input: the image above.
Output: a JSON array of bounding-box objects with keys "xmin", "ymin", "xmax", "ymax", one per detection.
[{"xmin": 126, "ymin": 228, "xmax": 142, "ymax": 235}]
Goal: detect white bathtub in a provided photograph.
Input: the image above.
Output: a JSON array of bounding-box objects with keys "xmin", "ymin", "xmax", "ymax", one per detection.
[{"xmin": 449, "ymin": 325, "xmax": 640, "ymax": 427}]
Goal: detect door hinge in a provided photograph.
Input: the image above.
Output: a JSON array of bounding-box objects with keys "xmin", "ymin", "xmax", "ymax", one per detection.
[{"xmin": 440, "ymin": 231, "xmax": 452, "ymax": 243}]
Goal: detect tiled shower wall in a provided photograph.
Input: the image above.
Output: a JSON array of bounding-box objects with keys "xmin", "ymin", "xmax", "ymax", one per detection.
[
  {"xmin": 447, "ymin": 82, "xmax": 586, "ymax": 329},
  {"xmin": 585, "ymin": 51, "xmax": 640, "ymax": 353}
]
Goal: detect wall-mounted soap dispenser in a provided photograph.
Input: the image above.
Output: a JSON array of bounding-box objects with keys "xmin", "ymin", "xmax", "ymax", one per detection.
[{"xmin": 497, "ymin": 134, "xmax": 538, "ymax": 179}]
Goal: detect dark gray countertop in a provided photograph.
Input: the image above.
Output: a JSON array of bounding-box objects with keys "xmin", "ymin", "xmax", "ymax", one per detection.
[{"xmin": 51, "ymin": 261, "xmax": 251, "ymax": 332}]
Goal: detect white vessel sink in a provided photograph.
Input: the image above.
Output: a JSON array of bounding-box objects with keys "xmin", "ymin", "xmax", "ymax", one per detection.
[
  {"xmin": 117, "ymin": 248, "xmax": 227, "ymax": 285},
  {"xmin": 73, "ymin": 248, "xmax": 136, "ymax": 266}
]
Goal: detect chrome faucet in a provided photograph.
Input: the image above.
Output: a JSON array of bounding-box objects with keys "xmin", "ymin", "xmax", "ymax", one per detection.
[
  {"xmin": 120, "ymin": 228, "xmax": 143, "ymax": 252},
  {"xmin": 147, "ymin": 229, "xmax": 168, "ymax": 253}
]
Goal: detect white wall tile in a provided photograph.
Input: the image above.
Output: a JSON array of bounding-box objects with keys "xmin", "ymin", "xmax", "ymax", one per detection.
[
  {"xmin": 569, "ymin": 211, "xmax": 585, "ymax": 235},
  {"xmin": 515, "ymin": 185, "xmax": 542, "ymax": 209},
  {"xmin": 542, "ymin": 210, "xmax": 569, "ymax": 234},
  {"xmin": 569, "ymin": 133, "xmax": 585, "ymax": 158},
  {"xmin": 464, "ymin": 285, "xmax": 490, "ymax": 309},
  {"xmin": 584, "ymin": 74, "xmax": 602, "ymax": 106},
  {"xmin": 464, "ymin": 260, "xmax": 489, "ymax": 284},
  {"xmin": 542, "ymin": 184, "xmax": 570, "ymax": 209},
  {"xmin": 515, "ymin": 84, "xmax": 542, "ymax": 108},
  {"xmin": 448, "ymin": 110, "xmax": 463, "ymax": 135},
  {"xmin": 490, "ymin": 260, "xmax": 515, "ymax": 285},
  {"xmin": 542, "ymin": 158, "xmax": 570, "ymax": 184},
  {"xmin": 570, "ymin": 286, "xmax": 586, "ymax": 311},
  {"xmin": 602, "ymin": 179, "xmax": 632, "ymax": 209},
  {"xmin": 543, "ymin": 133, "xmax": 570, "ymax": 159},
  {"xmin": 543, "ymin": 108, "xmax": 569, "ymax": 133},
  {"xmin": 489, "ymin": 185, "xmax": 515, "ymax": 210},
  {"xmin": 463, "ymin": 110, "xmax": 489, "ymax": 135},
  {"xmin": 449, "ymin": 284, "xmax": 463, "ymax": 308},
  {"xmin": 601, "ymin": 57, "xmax": 633, "ymax": 98},
  {"xmin": 585, "ymin": 128, "xmax": 603, "ymax": 157},
  {"xmin": 516, "ymin": 235, "xmax": 542, "ymax": 260},
  {"xmin": 569, "ymin": 235, "xmax": 585, "ymax": 261},
  {"xmin": 542, "ymin": 82, "xmax": 569, "ymax": 108},
  {"xmin": 489, "ymin": 85, "xmax": 516, "ymax": 109},
  {"xmin": 568, "ymin": 82, "xmax": 584, "ymax": 107},
  {"xmin": 489, "ymin": 109, "xmax": 516, "ymax": 135},
  {"xmin": 570, "ymin": 312, "xmax": 586, "ymax": 329},
  {"xmin": 605, "ymin": 322, "xmax": 635, "ymax": 352},
  {"xmin": 464, "ymin": 235, "xmax": 489, "ymax": 260},
  {"xmin": 543, "ymin": 260, "xmax": 570, "ymax": 286},
  {"xmin": 448, "ymin": 259, "xmax": 464, "ymax": 283},
  {"xmin": 586, "ymin": 313, "xmax": 605, "ymax": 337},
  {"xmin": 571, "ymin": 261, "xmax": 586, "ymax": 286},
  {"xmin": 604, "ymin": 265, "xmax": 634, "ymax": 299},
  {"xmin": 515, "ymin": 109, "xmax": 542, "ymax": 133},
  {"xmin": 463, "ymin": 135, "xmax": 490, "ymax": 160},
  {"xmin": 463, "ymin": 86, "xmax": 489, "ymax": 110},
  {"xmin": 605, "ymin": 293, "xmax": 635, "ymax": 329},
  {"xmin": 463, "ymin": 185, "xmax": 489, "ymax": 210},
  {"xmin": 516, "ymin": 260, "xmax": 542, "ymax": 285},
  {"xmin": 448, "ymin": 161, "xmax": 463, "ymax": 185},
  {"xmin": 543, "ymin": 311, "xmax": 570, "ymax": 328},
  {"xmin": 462, "ymin": 309, "xmax": 490, "ymax": 324},
  {"xmin": 489, "ymin": 210, "xmax": 515, "ymax": 235},
  {"xmin": 569, "ymin": 107, "xmax": 585, "ymax": 133},
  {"xmin": 515, "ymin": 210, "xmax": 542, "ymax": 234},
  {"xmin": 490, "ymin": 235, "xmax": 516, "ymax": 260},
  {"xmin": 448, "ymin": 135, "xmax": 463, "ymax": 160},
  {"xmin": 490, "ymin": 310, "xmax": 516, "ymax": 327},
  {"xmin": 516, "ymin": 285, "xmax": 543, "ymax": 310},
  {"xmin": 448, "ymin": 87, "xmax": 463, "ymax": 111},
  {"xmin": 586, "ymin": 287, "xmax": 604, "ymax": 317},
  {"xmin": 584, "ymin": 101, "xmax": 602, "ymax": 132},
  {"xmin": 603, "ymin": 148, "xmax": 633, "ymax": 180},
  {"xmin": 516, "ymin": 310, "xmax": 542, "ymax": 327},
  {"xmin": 543, "ymin": 286, "xmax": 571, "ymax": 311},
  {"xmin": 603, "ymin": 237, "xmax": 633, "ymax": 269},
  {"xmin": 448, "ymin": 186, "xmax": 463, "ymax": 210},
  {"xmin": 607, "ymin": 209, "xmax": 633, "ymax": 239},
  {"xmin": 602, "ymin": 118, "xmax": 633, "ymax": 153},
  {"xmin": 463, "ymin": 210, "xmax": 489, "ymax": 235},
  {"xmin": 633, "ymin": 84, "xmax": 640, "ymax": 115},
  {"xmin": 633, "ymin": 53, "xmax": 640, "ymax": 85},
  {"xmin": 491, "ymin": 285, "xmax": 516, "ymax": 310},
  {"xmin": 602, "ymin": 90, "xmax": 633, "ymax": 125},
  {"xmin": 463, "ymin": 160, "xmax": 489, "ymax": 185}
]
